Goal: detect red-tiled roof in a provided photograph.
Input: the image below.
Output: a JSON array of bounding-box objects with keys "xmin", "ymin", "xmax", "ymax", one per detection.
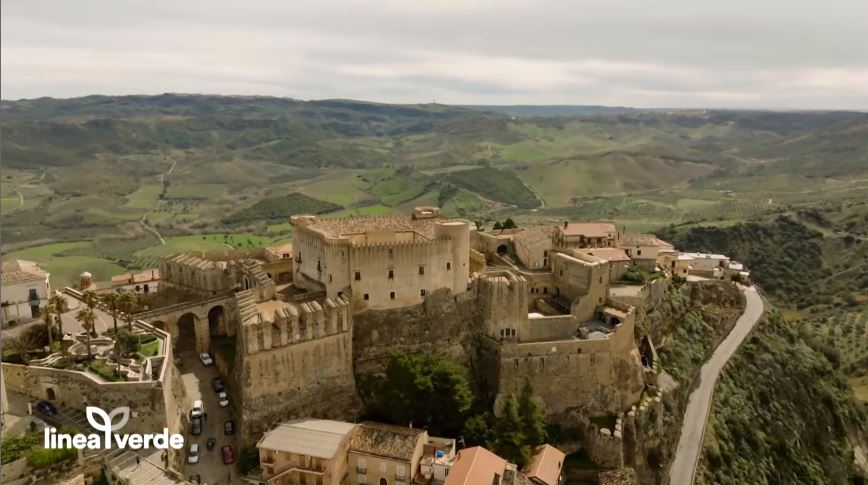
[
  {"xmin": 444, "ymin": 447, "xmax": 506, "ymax": 485},
  {"xmin": 523, "ymin": 445, "xmax": 565, "ymax": 485}
]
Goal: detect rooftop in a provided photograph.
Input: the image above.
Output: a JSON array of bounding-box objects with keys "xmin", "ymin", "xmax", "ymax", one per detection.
[
  {"xmin": 266, "ymin": 243, "xmax": 293, "ymax": 257},
  {"xmin": 444, "ymin": 446, "xmax": 507, "ymax": 485},
  {"xmin": 257, "ymin": 419, "xmax": 356, "ymax": 459},
  {"xmin": 348, "ymin": 421, "xmax": 426, "ymax": 461},
  {"xmin": 305, "ymin": 214, "xmax": 442, "ymax": 240},
  {"xmin": 1, "ymin": 259, "xmax": 48, "ymax": 285},
  {"xmin": 523, "ymin": 445, "xmax": 565, "ymax": 485},
  {"xmin": 577, "ymin": 248, "xmax": 630, "ymax": 262},
  {"xmin": 558, "ymin": 222, "xmax": 616, "ymax": 238},
  {"xmin": 620, "ymin": 233, "xmax": 659, "ymax": 246},
  {"xmin": 111, "ymin": 269, "xmax": 160, "ymax": 284}
]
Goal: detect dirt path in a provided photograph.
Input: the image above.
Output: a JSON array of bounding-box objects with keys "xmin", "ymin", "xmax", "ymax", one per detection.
[{"xmin": 140, "ymin": 156, "xmax": 177, "ymax": 245}]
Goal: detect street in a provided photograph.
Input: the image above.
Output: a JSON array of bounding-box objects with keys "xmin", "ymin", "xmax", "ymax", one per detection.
[
  {"xmin": 178, "ymin": 349, "xmax": 239, "ymax": 485},
  {"xmin": 669, "ymin": 285, "xmax": 764, "ymax": 485}
]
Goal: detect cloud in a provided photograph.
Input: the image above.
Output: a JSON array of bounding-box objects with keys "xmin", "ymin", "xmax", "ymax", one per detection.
[{"xmin": 2, "ymin": 0, "xmax": 867, "ymax": 109}]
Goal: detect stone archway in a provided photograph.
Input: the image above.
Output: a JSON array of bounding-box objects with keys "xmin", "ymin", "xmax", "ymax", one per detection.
[
  {"xmin": 46, "ymin": 388, "xmax": 56, "ymax": 401},
  {"xmin": 496, "ymin": 244, "xmax": 508, "ymax": 256},
  {"xmin": 208, "ymin": 305, "xmax": 226, "ymax": 336},
  {"xmin": 176, "ymin": 312, "xmax": 210, "ymax": 353}
]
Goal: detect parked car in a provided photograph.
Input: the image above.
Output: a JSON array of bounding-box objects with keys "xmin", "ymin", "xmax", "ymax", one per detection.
[
  {"xmin": 190, "ymin": 399, "xmax": 204, "ymax": 418},
  {"xmin": 36, "ymin": 400, "xmax": 57, "ymax": 416},
  {"xmin": 211, "ymin": 377, "xmax": 224, "ymax": 393},
  {"xmin": 199, "ymin": 353, "xmax": 214, "ymax": 366},
  {"xmin": 217, "ymin": 391, "xmax": 229, "ymax": 408},
  {"xmin": 223, "ymin": 420, "xmax": 235, "ymax": 435},
  {"xmin": 206, "ymin": 438, "xmax": 216, "ymax": 451},
  {"xmin": 187, "ymin": 443, "xmax": 200, "ymax": 464},
  {"xmin": 221, "ymin": 445, "xmax": 235, "ymax": 465},
  {"xmin": 191, "ymin": 417, "xmax": 203, "ymax": 436}
]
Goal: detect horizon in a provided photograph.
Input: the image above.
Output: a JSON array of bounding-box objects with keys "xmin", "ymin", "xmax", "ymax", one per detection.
[{"xmin": 3, "ymin": 0, "xmax": 867, "ymax": 110}]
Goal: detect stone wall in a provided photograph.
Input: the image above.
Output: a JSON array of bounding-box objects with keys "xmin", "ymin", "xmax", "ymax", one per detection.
[{"xmin": 352, "ymin": 287, "xmax": 481, "ymax": 374}]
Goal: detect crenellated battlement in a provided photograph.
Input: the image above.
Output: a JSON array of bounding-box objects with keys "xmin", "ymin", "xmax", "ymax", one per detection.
[{"xmin": 240, "ymin": 295, "xmax": 351, "ymax": 355}]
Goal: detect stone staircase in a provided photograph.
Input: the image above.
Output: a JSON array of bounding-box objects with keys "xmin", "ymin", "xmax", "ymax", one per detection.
[
  {"xmin": 244, "ymin": 259, "xmax": 273, "ymax": 287},
  {"xmin": 236, "ymin": 289, "xmax": 260, "ymax": 325}
]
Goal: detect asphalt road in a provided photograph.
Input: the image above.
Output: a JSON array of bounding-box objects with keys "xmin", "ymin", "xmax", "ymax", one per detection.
[
  {"xmin": 669, "ymin": 285, "xmax": 764, "ymax": 485},
  {"xmin": 178, "ymin": 349, "xmax": 239, "ymax": 485}
]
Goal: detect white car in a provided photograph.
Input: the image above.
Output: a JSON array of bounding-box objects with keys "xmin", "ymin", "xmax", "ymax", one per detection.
[
  {"xmin": 187, "ymin": 443, "xmax": 200, "ymax": 464},
  {"xmin": 199, "ymin": 353, "xmax": 214, "ymax": 366},
  {"xmin": 217, "ymin": 391, "xmax": 229, "ymax": 408},
  {"xmin": 191, "ymin": 399, "xmax": 204, "ymax": 418}
]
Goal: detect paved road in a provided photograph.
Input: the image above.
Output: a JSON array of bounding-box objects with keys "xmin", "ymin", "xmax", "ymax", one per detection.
[
  {"xmin": 178, "ymin": 350, "xmax": 238, "ymax": 484},
  {"xmin": 669, "ymin": 285, "xmax": 764, "ymax": 485},
  {"xmin": 1, "ymin": 293, "xmax": 116, "ymax": 339}
]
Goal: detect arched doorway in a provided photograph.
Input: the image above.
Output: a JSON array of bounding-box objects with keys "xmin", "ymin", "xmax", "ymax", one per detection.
[
  {"xmin": 207, "ymin": 305, "xmax": 225, "ymax": 336},
  {"xmin": 496, "ymin": 244, "xmax": 508, "ymax": 256},
  {"xmin": 379, "ymin": 479, "xmax": 388, "ymax": 485},
  {"xmin": 46, "ymin": 388, "xmax": 56, "ymax": 401},
  {"xmin": 176, "ymin": 313, "xmax": 198, "ymax": 351}
]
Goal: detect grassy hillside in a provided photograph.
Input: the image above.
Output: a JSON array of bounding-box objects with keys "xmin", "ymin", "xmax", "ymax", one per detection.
[
  {"xmin": 222, "ymin": 193, "xmax": 340, "ymax": 225},
  {"xmin": 444, "ymin": 167, "xmax": 540, "ymax": 209},
  {"xmin": 699, "ymin": 311, "xmax": 868, "ymax": 484}
]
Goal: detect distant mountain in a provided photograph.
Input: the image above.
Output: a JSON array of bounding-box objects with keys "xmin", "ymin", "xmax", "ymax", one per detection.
[{"xmin": 460, "ymin": 104, "xmax": 639, "ymax": 117}]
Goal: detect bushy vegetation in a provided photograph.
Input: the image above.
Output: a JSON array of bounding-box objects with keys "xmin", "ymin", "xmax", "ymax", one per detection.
[
  {"xmin": 444, "ymin": 167, "xmax": 540, "ymax": 209},
  {"xmin": 700, "ymin": 311, "xmax": 868, "ymax": 484},
  {"xmin": 222, "ymin": 193, "xmax": 340, "ymax": 225}
]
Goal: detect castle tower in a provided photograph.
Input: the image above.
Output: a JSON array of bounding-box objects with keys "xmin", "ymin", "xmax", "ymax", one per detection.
[
  {"xmin": 478, "ymin": 271, "xmax": 528, "ymax": 341},
  {"xmin": 433, "ymin": 220, "xmax": 471, "ymax": 293}
]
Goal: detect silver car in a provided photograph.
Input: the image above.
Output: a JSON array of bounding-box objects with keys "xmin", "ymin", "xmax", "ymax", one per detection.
[{"xmin": 187, "ymin": 443, "xmax": 200, "ymax": 464}]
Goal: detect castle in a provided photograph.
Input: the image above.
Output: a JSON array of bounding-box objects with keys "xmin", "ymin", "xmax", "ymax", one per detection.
[{"xmin": 144, "ymin": 208, "xmax": 653, "ymax": 444}]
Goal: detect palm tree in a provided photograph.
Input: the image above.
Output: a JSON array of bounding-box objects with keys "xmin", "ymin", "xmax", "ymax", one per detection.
[
  {"xmin": 118, "ymin": 292, "xmax": 138, "ymax": 331},
  {"xmin": 76, "ymin": 308, "xmax": 96, "ymax": 359},
  {"xmin": 42, "ymin": 300, "xmax": 56, "ymax": 351},
  {"xmin": 50, "ymin": 293, "xmax": 70, "ymax": 353},
  {"xmin": 103, "ymin": 291, "xmax": 121, "ymax": 336},
  {"xmin": 82, "ymin": 290, "xmax": 98, "ymax": 310}
]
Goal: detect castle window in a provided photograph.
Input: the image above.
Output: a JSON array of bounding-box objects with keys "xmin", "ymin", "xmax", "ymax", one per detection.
[
  {"xmin": 355, "ymin": 271, "xmax": 361, "ymax": 281},
  {"xmin": 364, "ymin": 294, "xmax": 369, "ymax": 301},
  {"xmin": 390, "ymin": 291, "xmax": 396, "ymax": 300},
  {"xmin": 388, "ymin": 269, "xmax": 394, "ymax": 280},
  {"xmin": 388, "ymin": 248, "xmax": 394, "ymax": 257},
  {"xmin": 599, "ymin": 276, "xmax": 603, "ymax": 284},
  {"xmin": 446, "ymin": 262, "xmax": 451, "ymax": 271},
  {"xmin": 543, "ymin": 287, "xmax": 548, "ymax": 294},
  {"xmin": 559, "ymin": 269, "xmax": 563, "ymax": 276},
  {"xmin": 329, "ymin": 274, "xmax": 333, "ymax": 283},
  {"xmin": 637, "ymin": 249, "xmax": 642, "ymax": 256},
  {"xmin": 420, "ymin": 289, "xmax": 426, "ymax": 297},
  {"xmin": 419, "ymin": 266, "xmax": 425, "ymax": 275}
]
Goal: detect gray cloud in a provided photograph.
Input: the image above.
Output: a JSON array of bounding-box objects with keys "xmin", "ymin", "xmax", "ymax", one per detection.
[{"xmin": 2, "ymin": 0, "xmax": 867, "ymax": 109}]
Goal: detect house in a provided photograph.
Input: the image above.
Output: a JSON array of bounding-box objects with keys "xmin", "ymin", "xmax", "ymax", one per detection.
[
  {"xmin": 575, "ymin": 248, "xmax": 631, "ymax": 281},
  {"xmin": 257, "ymin": 419, "xmax": 357, "ymax": 485},
  {"xmin": 443, "ymin": 446, "xmax": 508, "ymax": 485},
  {"xmin": 522, "ymin": 445, "xmax": 565, "ymax": 485},
  {"xmin": 108, "ymin": 269, "xmax": 160, "ymax": 294},
  {"xmin": 618, "ymin": 234, "xmax": 659, "ymax": 271},
  {"xmin": 417, "ymin": 436, "xmax": 457, "ymax": 484},
  {"xmin": 260, "ymin": 243, "xmax": 294, "ymax": 284},
  {"xmin": 554, "ymin": 222, "xmax": 619, "ymax": 249},
  {"xmin": 1, "ymin": 259, "xmax": 50, "ymax": 324},
  {"xmin": 347, "ymin": 422, "xmax": 428, "ymax": 485}
]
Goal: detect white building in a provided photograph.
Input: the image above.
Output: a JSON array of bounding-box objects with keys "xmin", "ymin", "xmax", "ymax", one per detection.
[{"xmin": 1, "ymin": 260, "xmax": 51, "ymax": 324}]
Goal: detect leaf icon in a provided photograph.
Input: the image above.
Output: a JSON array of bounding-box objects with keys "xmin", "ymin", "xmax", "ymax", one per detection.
[
  {"xmin": 86, "ymin": 406, "xmax": 112, "ymax": 433},
  {"xmin": 108, "ymin": 407, "xmax": 131, "ymax": 431}
]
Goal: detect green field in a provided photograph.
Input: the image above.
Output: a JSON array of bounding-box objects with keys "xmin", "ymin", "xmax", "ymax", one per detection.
[{"xmin": 2, "ymin": 241, "xmax": 127, "ymax": 289}]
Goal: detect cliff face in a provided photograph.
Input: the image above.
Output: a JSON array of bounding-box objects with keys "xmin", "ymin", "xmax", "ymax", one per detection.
[{"xmin": 625, "ymin": 281, "xmax": 746, "ymax": 485}]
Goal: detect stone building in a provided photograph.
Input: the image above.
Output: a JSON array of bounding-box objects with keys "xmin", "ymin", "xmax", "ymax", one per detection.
[
  {"xmin": 290, "ymin": 207, "xmax": 472, "ymax": 310},
  {"xmin": 347, "ymin": 422, "xmax": 428, "ymax": 485},
  {"xmin": 257, "ymin": 419, "xmax": 356, "ymax": 485},
  {"xmin": 554, "ymin": 222, "xmax": 619, "ymax": 249},
  {"xmin": 1, "ymin": 259, "xmax": 50, "ymax": 324}
]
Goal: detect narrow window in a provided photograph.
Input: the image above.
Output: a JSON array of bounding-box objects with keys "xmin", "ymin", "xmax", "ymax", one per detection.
[
  {"xmin": 355, "ymin": 271, "xmax": 361, "ymax": 281},
  {"xmin": 419, "ymin": 266, "xmax": 425, "ymax": 275},
  {"xmin": 637, "ymin": 249, "xmax": 642, "ymax": 256},
  {"xmin": 420, "ymin": 289, "xmax": 426, "ymax": 297},
  {"xmin": 446, "ymin": 262, "xmax": 451, "ymax": 271},
  {"xmin": 329, "ymin": 274, "xmax": 333, "ymax": 283},
  {"xmin": 543, "ymin": 287, "xmax": 548, "ymax": 294},
  {"xmin": 388, "ymin": 248, "xmax": 394, "ymax": 257},
  {"xmin": 388, "ymin": 269, "xmax": 394, "ymax": 279},
  {"xmin": 390, "ymin": 291, "xmax": 396, "ymax": 300},
  {"xmin": 364, "ymin": 294, "xmax": 369, "ymax": 301}
]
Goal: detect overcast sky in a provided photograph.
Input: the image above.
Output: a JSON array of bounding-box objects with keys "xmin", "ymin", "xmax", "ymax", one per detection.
[{"xmin": 2, "ymin": 0, "xmax": 867, "ymax": 109}]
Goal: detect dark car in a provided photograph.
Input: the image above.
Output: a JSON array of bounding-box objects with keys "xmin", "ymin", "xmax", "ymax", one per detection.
[
  {"xmin": 206, "ymin": 437, "xmax": 216, "ymax": 451},
  {"xmin": 36, "ymin": 400, "xmax": 57, "ymax": 416},
  {"xmin": 223, "ymin": 420, "xmax": 235, "ymax": 435},
  {"xmin": 189, "ymin": 474, "xmax": 201, "ymax": 484},
  {"xmin": 211, "ymin": 377, "xmax": 224, "ymax": 393},
  {"xmin": 221, "ymin": 445, "xmax": 235, "ymax": 465},
  {"xmin": 191, "ymin": 417, "xmax": 203, "ymax": 436}
]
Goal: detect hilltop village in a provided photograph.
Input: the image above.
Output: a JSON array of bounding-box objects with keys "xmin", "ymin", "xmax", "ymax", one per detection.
[{"xmin": 0, "ymin": 207, "xmax": 749, "ymax": 485}]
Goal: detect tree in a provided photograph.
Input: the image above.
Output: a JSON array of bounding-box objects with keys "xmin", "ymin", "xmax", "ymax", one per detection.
[
  {"xmin": 81, "ymin": 290, "xmax": 98, "ymax": 310},
  {"xmin": 517, "ymin": 380, "xmax": 547, "ymax": 446},
  {"xmin": 502, "ymin": 218, "xmax": 517, "ymax": 230},
  {"xmin": 102, "ymin": 291, "xmax": 122, "ymax": 336},
  {"xmin": 367, "ymin": 351, "xmax": 474, "ymax": 436},
  {"xmin": 118, "ymin": 292, "xmax": 138, "ymax": 331},
  {"xmin": 50, "ymin": 293, "xmax": 69, "ymax": 353},
  {"xmin": 490, "ymin": 394, "xmax": 532, "ymax": 466},
  {"xmin": 113, "ymin": 329, "xmax": 138, "ymax": 358},
  {"xmin": 76, "ymin": 308, "xmax": 96, "ymax": 359},
  {"xmin": 41, "ymin": 300, "xmax": 56, "ymax": 351},
  {"xmin": 8, "ymin": 325, "xmax": 49, "ymax": 364},
  {"xmin": 493, "ymin": 221, "xmax": 503, "ymax": 231}
]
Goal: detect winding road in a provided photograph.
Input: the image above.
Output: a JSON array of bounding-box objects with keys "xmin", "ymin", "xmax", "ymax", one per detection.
[
  {"xmin": 669, "ymin": 285, "xmax": 764, "ymax": 485},
  {"xmin": 140, "ymin": 156, "xmax": 177, "ymax": 245}
]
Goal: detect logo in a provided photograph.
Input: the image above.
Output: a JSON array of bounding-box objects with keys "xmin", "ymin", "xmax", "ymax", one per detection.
[{"xmin": 44, "ymin": 406, "xmax": 184, "ymax": 450}]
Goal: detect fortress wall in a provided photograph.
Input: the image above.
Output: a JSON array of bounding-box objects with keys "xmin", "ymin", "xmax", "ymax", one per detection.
[
  {"xmin": 349, "ymin": 239, "xmax": 455, "ymax": 310},
  {"xmin": 520, "ymin": 315, "xmax": 579, "ymax": 342},
  {"xmin": 237, "ymin": 331, "xmax": 358, "ymax": 445}
]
